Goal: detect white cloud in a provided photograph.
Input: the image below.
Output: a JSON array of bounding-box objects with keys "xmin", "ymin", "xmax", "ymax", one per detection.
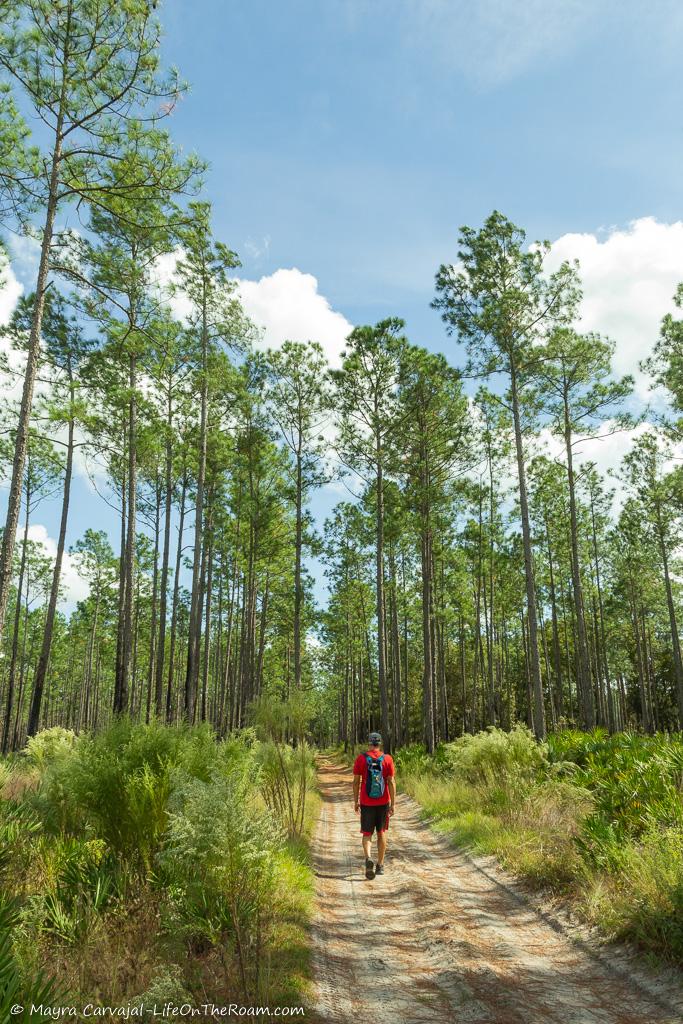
[
  {"xmin": 236, "ymin": 268, "xmax": 352, "ymax": 366},
  {"xmin": 546, "ymin": 217, "xmax": 683, "ymax": 399},
  {"xmin": 0, "ymin": 258, "xmax": 25, "ymax": 418},
  {"xmin": 8, "ymin": 233, "xmax": 41, "ymax": 289},
  {"xmin": 22, "ymin": 524, "xmax": 89, "ymax": 607},
  {"xmin": 154, "ymin": 254, "xmax": 353, "ymax": 365},
  {"xmin": 153, "ymin": 250, "xmax": 193, "ymax": 323},
  {"xmin": 0, "ymin": 256, "xmax": 22, "ymax": 326}
]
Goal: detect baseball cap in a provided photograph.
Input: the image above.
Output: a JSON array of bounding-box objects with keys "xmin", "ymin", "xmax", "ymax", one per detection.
[{"xmin": 368, "ymin": 731, "xmax": 382, "ymax": 746}]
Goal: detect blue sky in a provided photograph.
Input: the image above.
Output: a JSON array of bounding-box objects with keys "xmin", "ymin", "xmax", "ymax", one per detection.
[
  {"xmin": 160, "ymin": 0, "xmax": 683, "ymax": 345},
  {"xmin": 4, "ymin": 0, "xmax": 683, "ymax": 608}
]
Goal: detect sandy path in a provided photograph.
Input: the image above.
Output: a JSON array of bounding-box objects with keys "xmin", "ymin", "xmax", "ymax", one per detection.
[{"xmin": 310, "ymin": 756, "xmax": 683, "ymax": 1024}]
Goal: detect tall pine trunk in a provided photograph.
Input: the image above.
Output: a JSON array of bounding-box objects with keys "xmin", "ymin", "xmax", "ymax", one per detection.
[
  {"xmin": 375, "ymin": 454, "xmax": 390, "ymax": 751},
  {"xmin": 656, "ymin": 505, "xmax": 683, "ymax": 729},
  {"xmin": 2, "ymin": 494, "xmax": 30, "ymax": 753},
  {"xmin": 563, "ymin": 393, "xmax": 595, "ymax": 729},
  {"xmin": 28, "ymin": 382, "xmax": 75, "ymax": 736},
  {"xmin": 155, "ymin": 390, "xmax": 173, "ymax": 714},
  {"xmin": 185, "ymin": 314, "xmax": 209, "ymax": 720},
  {"xmin": 509, "ymin": 358, "xmax": 546, "ymax": 739},
  {"xmin": 293, "ymin": 439, "xmax": 303, "ymax": 689},
  {"xmin": 0, "ymin": 104, "xmax": 65, "ymax": 647}
]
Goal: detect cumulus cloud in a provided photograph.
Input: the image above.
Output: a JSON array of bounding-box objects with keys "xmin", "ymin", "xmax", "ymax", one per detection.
[
  {"xmin": 153, "ymin": 253, "xmax": 353, "ymax": 366},
  {"xmin": 23, "ymin": 524, "xmax": 89, "ymax": 607},
  {"xmin": 236, "ymin": 268, "xmax": 352, "ymax": 366},
  {"xmin": 539, "ymin": 218, "xmax": 683, "ymax": 506},
  {"xmin": 546, "ymin": 217, "xmax": 683, "ymax": 399}
]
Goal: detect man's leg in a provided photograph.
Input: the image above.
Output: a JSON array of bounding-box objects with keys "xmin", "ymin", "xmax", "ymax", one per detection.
[
  {"xmin": 377, "ymin": 830, "xmax": 387, "ymax": 865},
  {"xmin": 362, "ymin": 834, "xmax": 373, "ymax": 861},
  {"xmin": 360, "ymin": 806, "xmax": 375, "ymax": 878}
]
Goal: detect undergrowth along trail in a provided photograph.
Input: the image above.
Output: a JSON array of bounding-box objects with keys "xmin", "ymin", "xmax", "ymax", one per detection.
[{"xmin": 397, "ymin": 726, "xmax": 683, "ymax": 964}]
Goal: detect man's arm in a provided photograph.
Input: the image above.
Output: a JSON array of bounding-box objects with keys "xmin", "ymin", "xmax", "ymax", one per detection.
[
  {"xmin": 387, "ymin": 775, "xmax": 396, "ymax": 816},
  {"xmin": 353, "ymin": 773, "xmax": 361, "ymax": 812}
]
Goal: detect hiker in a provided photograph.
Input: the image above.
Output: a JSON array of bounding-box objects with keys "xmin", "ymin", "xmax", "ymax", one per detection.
[{"xmin": 353, "ymin": 731, "xmax": 396, "ymax": 879}]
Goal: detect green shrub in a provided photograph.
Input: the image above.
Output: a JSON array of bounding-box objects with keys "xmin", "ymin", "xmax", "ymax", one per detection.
[
  {"xmin": 159, "ymin": 768, "xmax": 281, "ymax": 997},
  {"xmin": 6, "ymin": 722, "xmax": 318, "ymax": 1004},
  {"xmin": 582, "ymin": 825, "xmax": 683, "ymax": 960},
  {"xmin": 28, "ymin": 719, "xmax": 220, "ymax": 869},
  {"xmin": 394, "ymin": 743, "xmax": 450, "ymax": 778},
  {"xmin": 134, "ymin": 965, "xmax": 193, "ymax": 1010},
  {"xmin": 255, "ymin": 740, "xmax": 315, "ymax": 835},
  {"xmin": 0, "ymin": 894, "xmax": 63, "ymax": 1021},
  {"xmin": 39, "ymin": 837, "xmax": 123, "ymax": 943},
  {"xmin": 24, "ymin": 727, "xmax": 78, "ymax": 770},
  {"xmin": 549, "ymin": 730, "xmax": 683, "ymax": 837},
  {"xmin": 405, "ymin": 725, "xmax": 683, "ymax": 964},
  {"xmin": 443, "ymin": 725, "xmax": 547, "ymax": 787},
  {"xmin": 0, "ymin": 800, "xmax": 42, "ymax": 885}
]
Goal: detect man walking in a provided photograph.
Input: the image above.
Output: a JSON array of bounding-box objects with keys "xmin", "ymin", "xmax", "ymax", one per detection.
[{"xmin": 353, "ymin": 731, "xmax": 396, "ymax": 879}]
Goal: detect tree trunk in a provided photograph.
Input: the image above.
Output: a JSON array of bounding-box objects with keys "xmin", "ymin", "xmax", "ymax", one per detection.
[
  {"xmin": 375, "ymin": 452, "xmax": 390, "ymax": 751},
  {"xmin": 117, "ymin": 353, "xmax": 137, "ymax": 714},
  {"xmin": 656, "ymin": 505, "xmax": 683, "ymax": 729},
  {"xmin": 421, "ymin": 527, "xmax": 435, "ymax": 752},
  {"xmin": 563, "ymin": 393, "xmax": 595, "ymax": 729},
  {"xmin": 0, "ymin": 121, "xmax": 64, "ymax": 647},
  {"xmin": 155, "ymin": 382, "xmax": 174, "ymax": 715},
  {"xmin": 166, "ymin": 471, "xmax": 187, "ymax": 722},
  {"xmin": 509, "ymin": 358, "xmax": 546, "ymax": 739},
  {"xmin": 545, "ymin": 520, "xmax": 565, "ymax": 720},
  {"xmin": 185, "ymin": 306, "xmax": 210, "ymax": 720},
  {"xmin": 28, "ymin": 390, "xmax": 75, "ymax": 736},
  {"xmin": 2, "ymin": 494, "xmax": 30, "ymax": 753},
  {"xmin": 293, "ymin": 438, "xmax": 303, "ymax": 690},
  {"xmin": 146, "ymin": 472, "xmax": 161, "ymax": 723},
  {"xmin": 201, "ymin": 522, "xmax": 214, "ymax": 722}
]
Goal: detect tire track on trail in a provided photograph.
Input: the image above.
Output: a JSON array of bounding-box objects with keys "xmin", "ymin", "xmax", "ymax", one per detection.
[{"xmin": 310, "ymin": 756, "xmax": 683, "ymax": 1024}]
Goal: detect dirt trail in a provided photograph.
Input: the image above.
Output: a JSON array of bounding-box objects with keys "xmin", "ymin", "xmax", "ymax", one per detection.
[{"xmin": 311, "ymin": 756, "xmax": 683, "ymax": 1024}]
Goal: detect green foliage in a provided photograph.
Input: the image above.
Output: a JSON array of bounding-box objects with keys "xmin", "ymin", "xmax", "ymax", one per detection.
[
  {"xmin": 443, "ymin": 725, "xmax": 547, "ymax": 786},
  {"xmin": 0, "ymin": 800, "xmax": 41, "ymax": 878},
  {"xmin": 4, "ymin": 722, "xmax": 316, "ymax": 1004},
  {"xmin": 0, "ymin": 894, "xmax": 62, "ymax": 1022},
  {"xmin": 159, "ymin": 766, "xmax": 290, "ymax": 998},
  {"xmin": 255, "ymin": 740, "xmax": 315, "ymax": 836},
  {"xmin": 29, "ymin": 719, "xmax": 219, "ymax": 866},
  {"xmin": 548, "ymin": 729, "xmax": 683, "ymax": 837},
  {"xmin": 404, "ymin": 727, "xmax": 683, "ymax": 964},
  {"xmin": 24, "ymin": 726, "xmax": 78, "ymax": 769}
]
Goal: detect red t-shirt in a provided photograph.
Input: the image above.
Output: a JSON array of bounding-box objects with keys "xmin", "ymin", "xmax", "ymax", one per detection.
[{"xmin": 353, "ymin": 749, "xmax": 395, "ymax": 806}]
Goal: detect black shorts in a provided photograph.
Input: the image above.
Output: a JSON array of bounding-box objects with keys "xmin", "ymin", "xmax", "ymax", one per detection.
[{"xmin": 360, "ymin": 803, "xmax": 390, "ymax": 835}]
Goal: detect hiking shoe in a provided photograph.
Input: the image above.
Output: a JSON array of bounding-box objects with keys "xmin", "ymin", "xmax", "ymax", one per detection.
[
  {"xmin": 365, "ymin": 857, "xmax": 375, "ymax": 880},
  {"xmin": 375, "ymin": 863, "xmax": 384, "ymax": 876}
]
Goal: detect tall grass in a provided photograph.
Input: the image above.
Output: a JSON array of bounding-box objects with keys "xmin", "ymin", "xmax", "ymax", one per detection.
[
  {"xmin": 399, "ymin": 726, "xmax": 683, "ymax": 964},
  {"xmin": 1, "ymin": 720, "xmax": 319, "ymax": 1008}
]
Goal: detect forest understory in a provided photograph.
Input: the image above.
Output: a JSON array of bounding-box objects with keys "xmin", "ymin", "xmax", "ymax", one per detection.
[{"xmin": 3, "ymin": 723, "xmax": 683, "ymax": 1019}]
